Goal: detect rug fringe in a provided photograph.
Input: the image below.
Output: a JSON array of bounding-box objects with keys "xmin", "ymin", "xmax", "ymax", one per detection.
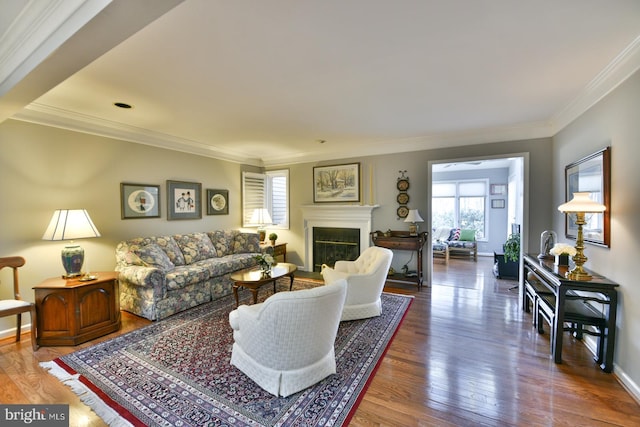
[{"xmin": 40, "ymin": 361, "xmax": 134, "ymax": 427}]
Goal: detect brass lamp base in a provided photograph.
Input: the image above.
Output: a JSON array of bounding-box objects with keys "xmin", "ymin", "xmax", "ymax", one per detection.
[
  {"xmin": 566, "ymin": 268, "xmax": 592, "ymax": 281},
  {"xmin": 564, "ymin": 212, "xmax": 593, "ymax": 281}
]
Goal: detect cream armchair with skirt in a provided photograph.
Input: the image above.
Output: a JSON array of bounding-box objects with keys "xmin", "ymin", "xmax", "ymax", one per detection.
[
  {"xmin": 321, "ymin": 246, "xmax": 393, "ymax": 321},
  {"xmin": 228, "ymin": 279, "xmax": 347, "ymax": 397}
]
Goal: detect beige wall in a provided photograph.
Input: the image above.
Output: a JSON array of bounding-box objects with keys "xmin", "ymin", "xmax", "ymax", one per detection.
[{"xmin": 552, "ymin": 69, "xmax": 640, "ymax": 391}]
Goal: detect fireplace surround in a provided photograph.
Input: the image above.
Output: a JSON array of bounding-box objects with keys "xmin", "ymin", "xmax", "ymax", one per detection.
[{"xmin": 301, "ymin": 204, "xmax": 378, "ymax": 272}]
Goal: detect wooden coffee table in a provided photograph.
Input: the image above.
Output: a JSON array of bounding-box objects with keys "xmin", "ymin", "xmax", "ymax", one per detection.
[{"xmin": 231, "ymin": 262, "xmax": 297, "ymax": 307}]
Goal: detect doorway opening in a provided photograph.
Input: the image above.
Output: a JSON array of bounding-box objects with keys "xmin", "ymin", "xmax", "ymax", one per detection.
[{"xmin": 428, "ymin": 155, "xmax": 526, "ymax": 289}]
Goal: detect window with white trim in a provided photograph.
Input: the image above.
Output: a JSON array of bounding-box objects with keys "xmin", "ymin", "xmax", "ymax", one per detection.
[
  {"xmin": 242, "ymin": 169, "xmax": 289, "ymax": 229},
  {"xmin": 432, "ymin": 180, "xmax": 487, "ymax": 239}
]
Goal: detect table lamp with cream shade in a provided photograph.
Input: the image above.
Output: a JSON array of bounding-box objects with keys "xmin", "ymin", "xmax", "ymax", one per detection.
[
  {"xmin": 404, "ymin": 209, "xmax": 424, "ymax": 236},
  {"xmin": 557, "ymin": 192, "xmax": 606, "ymax": 281},
  {"xmin": 250, "ymin": 208, "xmax": 272, "ymax": 242},
  {"xmin": 42, "ymin": 209, "xmax": 101, "ymax": 279}
]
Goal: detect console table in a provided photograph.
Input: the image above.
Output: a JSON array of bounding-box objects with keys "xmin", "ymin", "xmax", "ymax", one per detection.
[
  {"xmin": 523, "ymin": 254, "xmax": 618, "ymax": 372},
  {"xmin": 370, "ymin": 230, "xmax": 428, "ymax": 289},
  {"xmin": 33, "ymin": 272, "xmax": 121, "ymax": 346}
]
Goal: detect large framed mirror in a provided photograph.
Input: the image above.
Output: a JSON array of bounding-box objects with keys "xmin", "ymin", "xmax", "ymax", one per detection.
[{"xmin": 564, "ymin": 146, "xmax": 611, "ymax": 247}]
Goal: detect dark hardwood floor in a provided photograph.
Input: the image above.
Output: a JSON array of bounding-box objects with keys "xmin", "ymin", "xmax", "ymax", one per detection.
[{"xmin": 1, "ymin": 256, "xmax": 639, "ymax": 426}]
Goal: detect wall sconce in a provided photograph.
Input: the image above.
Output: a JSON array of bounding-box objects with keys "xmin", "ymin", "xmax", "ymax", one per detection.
[
  {"xmin": 42, "ymin": 209, "xmax": 101, "ymax": 278},
  {"xmin": 250, "ymin": 208, "xmax": 272, "ymax": 242},
  {"xmin": 404, "ymin": 209, "xmax": 424, "ymax": 236},
  {"xmin": 557, "ymin": 192, "xmax": 606, "ymax": 280}
]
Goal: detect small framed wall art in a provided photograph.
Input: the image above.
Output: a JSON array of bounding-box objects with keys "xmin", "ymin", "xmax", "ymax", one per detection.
[
  {"xmin": 491, "ymin": 199, "xmax": 505, "ymax": 209},
  {"xmin": 120, "ymin": 183, "xmax": 160, "ymax": 219},
  {"xmin": 167, "ymin": 180, "xmax": 202, "ymax": 220},
  {"xmin": 490, "ymin": 184, "xmax": 506, "ymax": 195},
  {"xmin": 206, "ymin": 189, "xmax": 229, "ymax": 215}
]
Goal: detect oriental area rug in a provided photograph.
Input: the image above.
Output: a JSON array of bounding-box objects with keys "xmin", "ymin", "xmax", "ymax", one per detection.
[{"xmin": 41, "ymin": 280, "xmax": 413, "ymax": 427}]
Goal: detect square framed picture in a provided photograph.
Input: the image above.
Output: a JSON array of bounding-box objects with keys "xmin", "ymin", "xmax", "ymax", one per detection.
[
  {"xmin": 167, "ymin": 180, "xmax": 202, "ymax": 220},
  {"xmin": 206, "ymin": 189, "xmax": 229, "ymax": 215},
  {"xmin": 490, "ymin": 184, "xmax": 506, "ymax": 195},
  {"xmin": 313, "ymin": 162, "xmax": 361, "ymax": 203},
  {"xmin": 120, "ymin": 183, "xmax": 160, "ymax": 219},
  {"xmin": 491, "ymin": 199, "xmax": 505, "ymax": 209}
]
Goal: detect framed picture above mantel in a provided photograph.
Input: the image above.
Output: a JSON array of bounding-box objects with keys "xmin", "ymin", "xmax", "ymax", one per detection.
[
  {"xmin": 564, "ymin": 146, "xmax": 611, "ymax": 247},
  {"xmin": 313, "ymin": 162, "xmax": 361, "ymax": 203}
]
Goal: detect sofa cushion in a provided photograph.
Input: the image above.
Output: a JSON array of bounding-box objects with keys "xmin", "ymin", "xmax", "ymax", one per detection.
[
  {"xmin": 150, "ymin": 236, "xmax": 186, "ymax": 266},
  {"xmin": 233, "ymin": 232, "xmax": 261, "ymax": 254},
  {"xmin": 459, "ymin": 229, "xmax": 476, "ymax": 241},
  {"xmin": 207, "ymin": 230, "xmax": 238, "ymax": 257},
  {"xmin": 165, "ymin": 264, "xmax": 211, "ymax": 290},
  {"xmin": 174, "ymin": 232, "xmax": 218, "ymax": 264},
  {"xmin": 448, "ymin": 240, "xmax": 476, "ymax": 249},
  {"xmin": 134, "ymin": 244, "xmax": 175, "ymax": 272},
  {"xmin": 448, "ymin": 228, "xmax": 461, "ymax": 241}
]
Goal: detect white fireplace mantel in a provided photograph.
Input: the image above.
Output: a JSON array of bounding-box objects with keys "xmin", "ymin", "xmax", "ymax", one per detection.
[{"xmin": 301, "ymin": 204, "xmax": 379, "ymax": 272}]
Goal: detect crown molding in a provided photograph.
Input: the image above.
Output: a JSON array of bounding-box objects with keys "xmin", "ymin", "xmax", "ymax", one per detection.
[
  {"xmin": 552, "ymin": 35, "xmax": 640, "ymax": 133},
  {"xmin": 263, "ymin": 121, "xmax": 554, "ymax": 167},
  {"xmin": 13, "ymin": 103, "xmax": 264, "ymax": 166},
  {"xmin": 0, "ymin": 0, "xmax": 111, "ymax": 97}
]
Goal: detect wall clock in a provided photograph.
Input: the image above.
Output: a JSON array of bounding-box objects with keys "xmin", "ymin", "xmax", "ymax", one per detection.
[{"xmin": 397, "ymin": 192, "xmax": 409, "ymax": 204}]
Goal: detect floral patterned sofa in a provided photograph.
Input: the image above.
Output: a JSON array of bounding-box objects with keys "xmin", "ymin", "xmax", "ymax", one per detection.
[{"xmin": 116, "ymin": 230, "xmax": 269, "ymax": 320}]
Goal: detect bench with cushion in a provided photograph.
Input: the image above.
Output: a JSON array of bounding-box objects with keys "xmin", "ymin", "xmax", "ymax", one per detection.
[{"xmin": 433, "ymin": 227, "xmax": 477, "ymax": 262}]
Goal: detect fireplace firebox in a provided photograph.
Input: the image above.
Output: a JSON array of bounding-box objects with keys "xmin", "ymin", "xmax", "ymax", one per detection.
[{"xmin": 313, "ymin": 227, "xmax": 360, "ymax": 272}]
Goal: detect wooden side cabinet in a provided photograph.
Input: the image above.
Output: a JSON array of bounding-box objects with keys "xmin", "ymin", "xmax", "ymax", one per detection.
[
  {"xmin": 261, "ymin": 242, "xmax": 287, "ymax": 262},
  {"xmin": 33, "ymin": 271, "xmax": 121, "ymax": 346}
]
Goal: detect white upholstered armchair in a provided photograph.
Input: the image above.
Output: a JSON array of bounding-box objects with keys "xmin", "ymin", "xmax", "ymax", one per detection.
[
  {"xmin": 321, "ymin": 246, "xmax": 393, "ymax": 321},
  {"xmin": 228, "ymin": 280, "xmax": 347, "ymax": 397}
]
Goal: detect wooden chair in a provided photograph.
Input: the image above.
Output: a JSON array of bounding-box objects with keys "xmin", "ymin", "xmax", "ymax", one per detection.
[{"xmin": 0, "ymin": 256, "xmax": 38, "ymax": 351}]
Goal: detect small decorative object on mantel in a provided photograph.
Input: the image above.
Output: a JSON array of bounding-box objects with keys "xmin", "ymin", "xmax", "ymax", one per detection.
[
  {"xmin": 550, "ymin": 243, "xmax": 576, "ymax": 266},
  {"xmin": 538, "ymin": 230, "xmax": 557, "ymax": 259}
]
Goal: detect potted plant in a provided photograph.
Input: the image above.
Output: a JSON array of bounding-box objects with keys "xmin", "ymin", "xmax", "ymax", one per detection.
[
  {"xmin": 494, "ymin": 233, "xmax": 520, "ymax": 279},
  {"xmin": 268, "ymin": 232, "xmax": 278, "ymax": 245},
  {"xmin": 503, "ymin": 233, "xmax": 520, "ymax": 262}
]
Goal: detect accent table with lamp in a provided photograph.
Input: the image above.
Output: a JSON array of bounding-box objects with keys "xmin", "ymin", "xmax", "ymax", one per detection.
[
  {"xmin": 521, "ymin": 191, "xmax": 616, "ymax": 372},
  {"xmin": 370, "ymin": 230, "xmax": 428, "ymax": 289},
  {"xmin": 33, "ymin": 272, "xmax": 121, "ymax": 346},
  {"xmin": 35, "ymin": 208, "xmax": 120, "ymax": 346}
]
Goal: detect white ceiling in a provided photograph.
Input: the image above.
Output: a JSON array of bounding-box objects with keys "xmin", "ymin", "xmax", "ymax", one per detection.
[{"xmin": 2, "ymin": 0, "xmax": 640, "ymax": 167}]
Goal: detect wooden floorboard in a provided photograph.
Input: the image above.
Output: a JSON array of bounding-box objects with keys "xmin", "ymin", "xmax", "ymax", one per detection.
[{"xmin": 1, "ymin": 257, "xmax": 639, "ymax": 426}]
